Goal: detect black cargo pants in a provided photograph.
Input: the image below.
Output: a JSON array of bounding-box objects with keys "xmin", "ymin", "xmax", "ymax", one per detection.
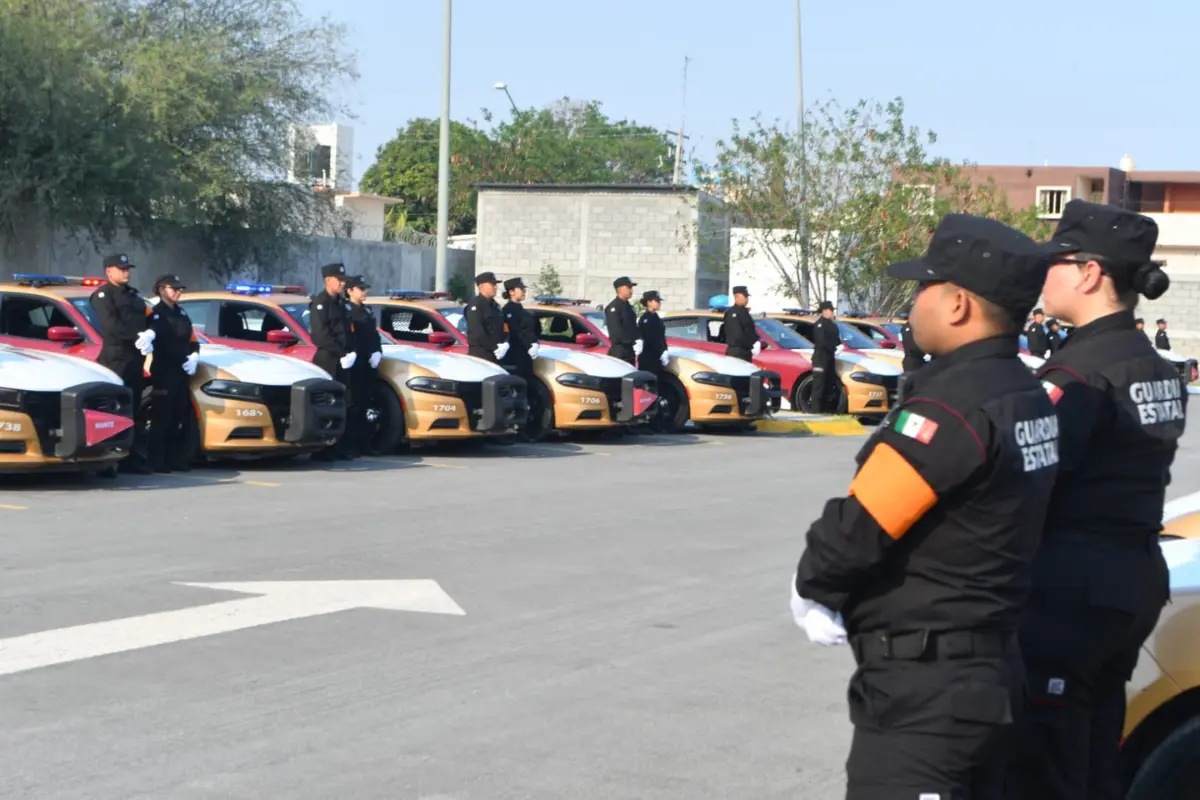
[
  {"xmin": 1002, "ymin": 536, "xmax": 1168, "ymax": 800},
  {"xmin": 846, "ymin": 629, "xmax": 1021, "ymax": 800}
]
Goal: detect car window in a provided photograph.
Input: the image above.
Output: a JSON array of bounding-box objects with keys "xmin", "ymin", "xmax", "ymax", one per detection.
[
  {"xmin": 582, "ymin": 311, "xmax": 608, "ymax": 335},
  {"xmin": 857, "ymin": 324, "xmax": 889, "ymax": 343},
  {"xmin": 175, "ymin": 300, "xmax": 213, "ymax": 332},
  {"xmin": 0, "ymin": 294, "xmax": 78, "ymax": 341},
  {"xmin": 379, "ymin": 306, "xmax": 448, "ymax": 344},
  {"xmin": 216, "ymin": 301, "xmax": 289, "ymax": 342},
  {"xmin": 835, "ymin": 321, "xmax": 878, "ymax": 349},
  {"xmin": 662, "ymin": 317, "xmax": 705, "ymax": 341},
  {"xmin": 534, "ymin": 311, "xmax": 588, "ymax": 344},
  {"xmin": 755, "ymin": 317, "xmax": 812, "ymax": 349},
  {"xmin": 69, "ymin": 297, "xmax": 103, "ymax": 332},
  {"xmin": 439, "ymin": 307, "xmax": 468, "ymax": 335}
]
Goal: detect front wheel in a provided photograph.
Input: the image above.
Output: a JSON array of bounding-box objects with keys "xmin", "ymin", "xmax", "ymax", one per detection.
[
  {"xmin": 1127, "ymin": 716, "xmax": 1200, "ymax": 800},
  {"xmin": 792, "ymin": 374, "xmax": 848, "ymax": 414},
  {"xmin": 519, "ymin": 379, "xmax": 555, "ymax": 442},
  {"xmin": 650, "ymin": 375, "xmax": 690, "ymax": 434},
  {"xmin": 368, "ymin": 382, "xmax": 407, "ymax": 454}
]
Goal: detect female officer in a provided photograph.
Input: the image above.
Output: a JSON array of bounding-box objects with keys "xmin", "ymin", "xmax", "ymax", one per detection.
[{"xmin": 1003, "ymin": 200, "xmax": 1188, "ymax": 800}]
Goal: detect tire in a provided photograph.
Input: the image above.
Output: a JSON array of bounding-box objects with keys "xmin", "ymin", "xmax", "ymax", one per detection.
[
  {"xmin": 519, "ymin": 379, "xmax": 555, "ymax": 442},
  {"xmin": 793, "ymin": 374, "xmax": 848, "ymax": 414},
  {"xmin": 1127, "ymin": 715, "xmax": 1200, "ymax": 800},
  {"xmin": 369, "ymin": 382, "xmax": 407, "ymax": 454},
  {"xmin": 651, "ymin": 375, "xmax": 690, "ymax": 434}
]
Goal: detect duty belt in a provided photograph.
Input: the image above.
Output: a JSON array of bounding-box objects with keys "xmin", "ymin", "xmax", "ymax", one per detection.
[{"xmin": 850, "ymin": 629, "xmax": 1014, "ymax": 664}]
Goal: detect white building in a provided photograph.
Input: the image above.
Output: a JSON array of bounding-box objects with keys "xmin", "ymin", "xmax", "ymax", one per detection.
[{"xmin": 728, "ymin": 227, "xmax": 839, "ymax": 312}]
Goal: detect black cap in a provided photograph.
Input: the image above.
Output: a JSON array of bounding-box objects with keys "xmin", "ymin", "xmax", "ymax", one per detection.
[
  {"xmin": 475, "ymin": 271, "xmax": 498, "ymax": 286},
  {"xmin": 1157, "ymin": 318, "xmax": 1167, "ymax": 325},
  {"xmin": 1032, "ymin": 307, "xmax": 1044, "ymax": 316},
  {"xmin": 641, "ymin": 290, "xmax": 662, "ymax": 304},
  {"xmin": 613, "ymin": 276, "xmax": 637, "ymax": 290},
  {"xmin": 1047, "ymin": 318, "xmax": 1060, "ymax": 327},
  {"xmin": 818, "ymin": 300, "xmax": 834, "ymax": 312},
  {"xmin": 345, "ymin": 275, "xmax": 370, "ymax": 291},
  {"xmin": 103, "ymin": 253, "xmax": 134, "ymax": 269},
  {"xmin": 321, "ymin": 263, "xmax": 347, "ymax": 279},
  {"xmin": 1135, "ymin": 317, "xmax": 1144, "ymax": 325},
  {"xmin": 1044, "ymin": 200, "xmax": 1158, "ymax": 269},
  {"xmin": 503, "ymin": 277, "xmax": 526, "ymax": 291},
  {"xmin": 154, "ymin": 274, "xmax": 185, "ymax": 291},
  {"xmin": 732, "ymin": 285, "xmax": 749, "ymax": 296},
  {"xmin": 886, "ymin": 214, "xmax": 1050, "ymax": 319}
]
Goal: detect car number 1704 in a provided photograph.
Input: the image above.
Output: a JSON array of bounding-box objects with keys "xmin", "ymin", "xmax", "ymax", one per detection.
[{"xmin": 432, "ymin": 404, "xmax": 458, "ymax": 413}]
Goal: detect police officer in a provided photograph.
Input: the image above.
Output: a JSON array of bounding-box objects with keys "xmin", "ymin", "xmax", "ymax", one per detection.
[
  {"xmin": 1134, "ymin": 317, "xmax": 1145, "ymax": 332},
  {"xmin": 1155, "ymin": 317, "xmax": 1170, "ymax": 350},
  {"xmin": 1002, "ymin": 200, "xmax": 1187, "ymax": 800},
  {"xmin": 90, "ymin": 253, "xmax": 155, "ymax": 474},
  {"xmin": 1046, "ymin": 318, "xmax": 1063, "ymax": 355},
  {"xmin": 792, "ymin": 213, "xmax": 1059, "ymax": 799},
  {"xmin": 465, "ymin": 272, "xmax": 508, "ymax": 363},
  {"xmin": 147, "ymin": 274, "xmax": 199, "ymax": 473},
  {"xmin": 604, "ymin": 276, "xmax": 640, "ymax": 365},
  {"xmin": 1025, "ymin": 307, "xmax": 1050, "ymax": 357},
  {"xmin": 344, "ymin": 275, "xmax": 383, "ymax": 458},
  {"xmin": 309, "ymin": 262, "xmax": 354, "ymax": 461},
  {"xmin": 810, "ymin": 300, "xmax": 841, "ymax": 413},
  {"xmin": 637, "ymin": 290, "xmax": 669, "ymax": 374},
  {"xmin": 722, "ymin": 285, "xmax": 758, "ymax": 362},
  {"xmin": 897, "ymin": 314, "xmax": 927, "ymax": 406},
  {"xmin": 501, "ymin": 277, "xmax": 539, "ymax": 376}
]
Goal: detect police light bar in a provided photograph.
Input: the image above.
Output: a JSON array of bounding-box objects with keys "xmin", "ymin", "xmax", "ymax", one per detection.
[
  {"xmin": 386, "ymin": 289, "xmax": 436, "ymax": 299},
  {"xmin": 781, "ymin": 307, "xmax": 814, "ymax": 316},
  {"xmin": 708, "ymin": 294, "xmax": 730, "ymax": 310},
  {"xmin": 224, "ymin": 283, "xmax": 306, "ymax": 295},
  {"xmin": 533, "ymin": 295, "xmax": 576, "ymax": 305},
  {"xmin": 11, "ymin": 273, "xmax": 105, "ymax": 288}
]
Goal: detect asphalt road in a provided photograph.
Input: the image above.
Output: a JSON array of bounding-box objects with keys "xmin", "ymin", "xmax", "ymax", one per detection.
[{"xmin": 1, "ymin": 424, "xmax": 1199, "ymax": 800}]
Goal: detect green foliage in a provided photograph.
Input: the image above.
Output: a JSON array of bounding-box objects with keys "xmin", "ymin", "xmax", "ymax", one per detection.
[
  {"xmin": 530, "ymin": 264, "xmax": 564, "ymax": 298},
  {"xmin": 360, "ymin": 98, "xmax": 675, "ymax": 237},
  {"xmin": 447, "ymin": 271, "xmax": 470, "ymax": 302},
  {"xmin": 700, "ymin": 97, "xmax": 1047, "ymax": 313},
  {"xmin": 0, "ymin": 0, "xmax": 356, "ymax": 277}
]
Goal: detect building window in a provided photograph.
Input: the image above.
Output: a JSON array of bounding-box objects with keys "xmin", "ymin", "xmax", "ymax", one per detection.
[{"xmin": 1036, "ymin": 186, "xmax": 1071, "ymax": 218}]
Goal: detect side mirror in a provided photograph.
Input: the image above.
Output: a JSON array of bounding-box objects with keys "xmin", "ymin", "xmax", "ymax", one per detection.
[
  {"xmin": 575, "ymin": 333, "xmax": 600, "ymax": 347},
  {"xmin": 47, "ymin": 325, "xmax": 83, "ymax": 343},
  {"xmin": 880, "ymin": 340, "xmax": 897, "ymax": 349},
  {"xmin": 266, "ymin": 329, "xmax": 298, "ymax": 345},
  {"xmin": 428, "ymin": 331, "xmax": 455, "ymax": 346}
]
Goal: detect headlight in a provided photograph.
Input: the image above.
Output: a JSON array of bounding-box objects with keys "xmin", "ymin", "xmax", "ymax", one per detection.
[
  {"xmin": 850, "ymin": 372, "xmax": 886, "ymax": 385},
  {"xmin": 556, "ymin": 373, "xmax": 603, "ymax": 389},
  {"xmin": 406, "ymin": 376, "xmax": 458, "ymax": 395},
  {"xmin": 201, "ymin": 380, "xmax": 263, "ymax": 400},
  {"xmin": 691, "ymin": 372, "xmax": 732, "ymax": 387},
  {"xmin": 0, "ymin": 388, "xmax": 21, "ymax": 410}
]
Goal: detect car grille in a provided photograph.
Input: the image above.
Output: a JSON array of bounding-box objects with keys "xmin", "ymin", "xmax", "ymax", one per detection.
[
  {"xmin": 456, "ymin": 381, "xmax": 483, "ymax": 420},
  {"xmin": 879, "ymin": 374, "xmax": 900, "ymax": 407},
  {"xmin": 20, "ymin": 391, "xmax": 61, "ymax": 456},
  {"xmin": 258, "ymin": 386, "xmax": 291, "ymax": 440},
  {"xmin": 597, "ymin": 378, "xmax": 624, "ymax": 413}
]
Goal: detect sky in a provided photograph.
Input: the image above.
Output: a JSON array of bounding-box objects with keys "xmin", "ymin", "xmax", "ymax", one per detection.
[{"xmin": 296, "ymin": 0, "xmax": 1198, "ymax": 189}]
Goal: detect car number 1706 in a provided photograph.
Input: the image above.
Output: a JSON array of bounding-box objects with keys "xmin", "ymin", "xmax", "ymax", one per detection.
[{"xmin": 580, "ymin": 396, "xmax": 602, "ymax": 405}]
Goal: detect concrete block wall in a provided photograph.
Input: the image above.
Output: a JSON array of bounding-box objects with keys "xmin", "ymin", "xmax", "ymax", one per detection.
[{"xmin": 1135, "ymin": 275, "xmax": 1200, "ymax": 356}]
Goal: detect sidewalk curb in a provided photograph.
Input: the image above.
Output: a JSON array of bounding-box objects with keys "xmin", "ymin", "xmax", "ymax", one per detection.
[{"xmin": 753, "ymin": 413, "xmax": 868, "ymax": 436}]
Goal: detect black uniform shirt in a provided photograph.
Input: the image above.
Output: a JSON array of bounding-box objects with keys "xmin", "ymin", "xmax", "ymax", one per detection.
[
  {"xmin": 502, "ymin": 300, "xmax": 538, "ymax": 353},
  {"xmin": 1026, "ymin": 321, "xmax": 1049, "ymax": 357},
  {"xmin": 148, "ymin": 301, "xmax": 198, "ymax": 377},
  {"xmin": 605, "ymin": 298, "xmax": 638, "ymax": 348},
  {"xmin": 811, "ymin": 317, "xmax": 841, "ymax": 357},
  {"xmin": 465, "ymin": 294, "xmax": 505, "ymax": 356},
  {"xmin": 309, "ymin": 289, "xmax": 351, "ymax": 358},
  {"xmin": 91, "ymin": 282, "xmax": 149, "ymax": 353},
  {"xmin": 901, "ymin": 322, "xmax": 926, "ymax": 372},
  {"xmin": 796, "ymin": 336, "xmax": 1060, "ymax": 635},
  {"xmin": 348, "ymin": 302, "xmax": 382, "ymax": 360},
  {"xmin": 1038, "ymin": 310, "xmax": 1187, "ymax": 542},
  {"xmin": 638, "ymin": 311, "xmax": 668, "ymax": 366},
  {"xmin": 1156, "ymin": 329, "xmax": 1171, "ymax": 351},
  {"xmin": 722, "ymin": 305, "xmax": 757, "ymax": 351}
]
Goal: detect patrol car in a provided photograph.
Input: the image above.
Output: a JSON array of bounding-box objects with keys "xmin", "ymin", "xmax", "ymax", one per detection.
[
  {"xmin": 0, "ymin": 343, "xmax": 134, "ymax": 474},
  {"xmin": 0, "ymin": 275, "xmax": 347, "ymax": 462},
  {"xmin": 662, "ymin": 306, "xmax": 900, "ymax": 418},
  {"xmin": 772, "ymin": 310, "xmax": 907, "ymax": 372},
  {"xmin": 522, "ymin": 297, "xmax": 782, "ymax": 433},
  {"xmin": 1159, "ymin": 492, "xmax": 1200, "ymax": 540},
  {"xmin": 362, "ymin": 291, "xmax": 660, "ymax": 441},
  {"xmin": 840, "ymin": 313, "xmax": 905, "ymax": 351},
  {"xmin": 177, "ymin": 285, "xmax": 527, "ymax": 452},
  {"xmin": 1121, "ymin": 533, "xmax": 1200, "ymax": 799}
]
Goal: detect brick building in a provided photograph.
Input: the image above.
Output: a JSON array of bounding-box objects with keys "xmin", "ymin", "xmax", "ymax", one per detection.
[
  {"xmin": 473, "ymin": 184, "xmax": 730, "ymax": 310},
  {"xmin": 962, "ymin": 156, "xmax": 1200, "ymax": 354}
]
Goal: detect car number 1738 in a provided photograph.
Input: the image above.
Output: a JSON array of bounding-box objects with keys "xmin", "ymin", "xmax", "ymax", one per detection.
[{"xmin": 0, "ymin": 421, "xmax": 22, "ymax": 433}]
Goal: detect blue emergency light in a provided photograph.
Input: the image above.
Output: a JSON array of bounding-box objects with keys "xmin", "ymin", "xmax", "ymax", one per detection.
[
  {"xmin": 226, "ymin": 282, "xmax": 273, "ymax": 294},
  {"xmin": 708, "ymin": 294, "xmax": 730, "ymax": 310},
  {"xmin": 781, "ymin": 307, "xmax": 812, "ymax": 315},
  {"xmin": 387, "ymin": 289, "xmax": 431, "ymax": 298}
]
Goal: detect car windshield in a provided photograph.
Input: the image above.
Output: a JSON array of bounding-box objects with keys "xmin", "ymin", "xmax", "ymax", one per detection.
[
  {"xmin": 836, "ymin": 321, "xmax": 878, "ymax": 349},
  {"xmin": 441, "ymin": 307, "xmax": 468, "ymax": 334},
  {"xmin": 582, "ymin": 311, "xmax": 608, "ymax": 335},
  {"xmin": 882, "ymin": 322, "xmax": 904, "ymax": 337},
  {"xmin": 70, "ymin": 297, "xmax": 100, "ymax": 330},
  {"xmin": 280, "ymin": 304, "xmax": 311, "ymax": 332},
  {"xmin": 755, "ymin": 317, "xmax": 813, "ymax": 349}
]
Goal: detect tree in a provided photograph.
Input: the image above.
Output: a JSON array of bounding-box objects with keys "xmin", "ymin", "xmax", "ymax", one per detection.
[
  {"xmin": 699, "ymin": 97, "xmax": 1048, "ymax": 312},
  {"xmin": 530, "ymin": 264, "xmax": 564, "ymax": 298},
  {"xmin": 0, "ymin": 0, "xmax": 355, "ymax": 277}
]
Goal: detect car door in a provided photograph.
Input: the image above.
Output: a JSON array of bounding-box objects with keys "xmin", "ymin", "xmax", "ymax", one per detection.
[
  {"xmin": 0, "ymin": 292, "xmax": 97, "ymax": 359},
  {"xmin": 530, "ymin": 310, "xmax": 594, "ymax": 350},
  {"xmin": 201, "ymin": 300, "xmax": 309, "ymax": 359}
]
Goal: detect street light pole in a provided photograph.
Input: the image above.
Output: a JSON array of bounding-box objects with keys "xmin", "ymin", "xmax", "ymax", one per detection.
[
  {"xmin": 434, "ymin": 0, "xmax": 452, "ymax": 293},
  {"xmin": 795, "ymin": 0, "xmax": 810, "ymax": 307},
  {"xmin": 494, "ymin": 82, "xmax": 518, "ymax": 113}
]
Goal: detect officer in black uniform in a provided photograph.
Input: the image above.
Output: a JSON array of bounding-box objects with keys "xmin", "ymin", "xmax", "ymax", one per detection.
[
  {"xmin": 465, "ymin": 272, "xmax": 507, "ymax": 363},
  {"xmin": 1025, "ymin": 307, "xmax": 1050, "ymax": 358},
  {"xmin": 309, "ymin": 262, "xmax": 354, "ymax": 461},
  {"xmin": 897, "ymin": 315, "xmax": 926, "ymax": 406},
  {"xmin": 1155, "ymin": 317, "xmax": 1170, "ymax": 350},
  {"xmin": 1002, "ymin": 200, "xmax": 1187, "ymax": 800},
  {"xmin": 501, "ymin": 277, "xmax": 538, "ymax": 377},
  {"xmin": 1045, "ymin": 318, "xmax": 1063, "ymax": 355},
  {"xmin": 90, "ymin": 253, "xmax": 154, "ymax": 474},
  {"xmin": 637, "ymin": 290, "xmax": 669, "ymax": 374},
  {"xmin": 344, "ymin": 275, "xmax": 382, "ymax": 458},
  {"xmin": 604, "ymin": 276, "xmax": 640, "ymax": 365},
  {"xmin": 722, "ymin": 285, "xmax": 758, "ymax": 362},
  {"xmin": 792, "ymin": 213, "xmax": 1059, "ymax": 799},
  {"xmin": 810, "ymin": 300, "xmax": 841, "ymax": 412},
  {"xmin": 147, "ymin": 274, "xmax": 199, "ymax": 473},
  {"xmin": 1134, "ymin": 317, "xmax": 1144, "ymax": 332}
]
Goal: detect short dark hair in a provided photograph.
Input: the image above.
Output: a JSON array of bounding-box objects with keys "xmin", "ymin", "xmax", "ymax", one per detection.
[{"xmin": 975, "ymin": 295, "xmax": 1023, "ymax": 336}]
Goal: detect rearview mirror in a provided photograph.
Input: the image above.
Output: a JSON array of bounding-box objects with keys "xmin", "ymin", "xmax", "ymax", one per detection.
[
  {"xmin": 428, "ymin": 331, "xmax": 455, "ymax": 346},
  {"xmin": 575, "ymin": 333, "xmax": 600, "ymax": 347},
  {"xmin": 880, "ymin": 340, "xmax": 897, "ymax": 349},
  {"xmin": 47, "ymin": 325, "xmax": 83, "ymax": 343},
  {"xmin": 266, "ymin": 329, "xmax": 298, "ymax": 345}
]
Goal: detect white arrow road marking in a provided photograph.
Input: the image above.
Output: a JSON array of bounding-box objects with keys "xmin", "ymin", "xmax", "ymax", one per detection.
[{"xmin": 0, "ymin": 580, "xmax": 465, "ymax": 678}]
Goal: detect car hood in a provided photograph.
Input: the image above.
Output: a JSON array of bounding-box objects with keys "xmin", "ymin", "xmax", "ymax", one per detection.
[
  {"xmin": 539, "ymin": 345, "xmax": 637, "ymax": 377},
  {"xmin": 197, "ymin": 344, "xmax": 330, "ymax": 386},
  {"xmin": 380, "ymin": 345, "xmax": 509, "ymax": 381},
  {"xmin": 0, "ymin": 344, "xmax": 122, "ymax": 391},
  {"xmin": 668, "ymin": 347, "xmax": 762, "ymax": 376},
  {"xmin": 837, "ymin": 351, "xmax": 902, "ymax": 375},
  {"xmin": 1158, "ymin": 348, "xmax": 1188, "ymax": 364}
]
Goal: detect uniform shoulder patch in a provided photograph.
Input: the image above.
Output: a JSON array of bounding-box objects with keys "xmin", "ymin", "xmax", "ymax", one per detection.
[
  {"xmin": 893, "ymin": 409, "xmax": 939, "ymax": 444},
  {"xmin": 1042, "ymin": 380, "xmax": 1064, "ymax": 404}
]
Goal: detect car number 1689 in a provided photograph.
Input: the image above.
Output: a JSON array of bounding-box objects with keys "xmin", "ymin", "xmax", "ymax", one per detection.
[{"xmin": 235, "ymin": 408, "xmax": 264, "ymax": 418}]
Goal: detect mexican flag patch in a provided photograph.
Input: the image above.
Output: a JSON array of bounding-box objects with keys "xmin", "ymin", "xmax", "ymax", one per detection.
[
  {"xmin": 1042, "ymin": 380, "xmax": 1064, "ymax": 405},
  {"xmin": 893, "ymin": 409, "xmax": 938, "ymax": 444}
]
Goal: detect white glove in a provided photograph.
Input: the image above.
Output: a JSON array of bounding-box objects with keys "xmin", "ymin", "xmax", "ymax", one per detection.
[
  {"xmin": 138, "ymin": 341, "xmax": 154, "ymax": 356},
  {"xmin": 528, "ymin": 343, "xmax": 540, "ymax": 359},
  {"xmin": 634, "ymin": 339, "xmax": 644, "ymax": 356},
  {"xmin": 494, "ymin": 342, "xmax": 510, "ymax": 360},
  {"xmin": 660, "ymin": 350, "xmax": 669, "ymax": 367},
  {"xmin": 135, "ymin": 329, "xmax": 155, "ymax": 351},
  {"xmin": 752, "ymin": 341, "xmax": 762, "ymax": 356},
  {"xmin": 182, "ymin": 353, "xmax": 199, "ymax": 376},
  {"xmin": 340, "ymin": 352, "xmax": 357, "ymax": 370},
  {"xmin": 790, "ymin": 575, "xmax": 847, "ymax": 646},
  {"xmin": 369, "ymin": 352, "xmax": 382, "ymax": 369}
]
